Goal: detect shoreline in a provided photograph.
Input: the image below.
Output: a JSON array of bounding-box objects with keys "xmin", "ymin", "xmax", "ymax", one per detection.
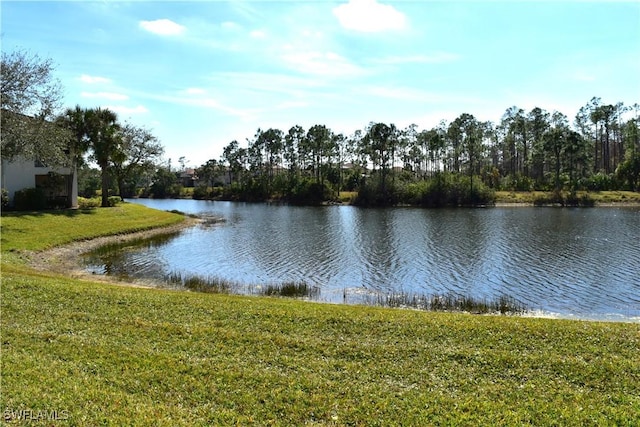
[{"xmin": 28, "ymin": 216, "xmax": 200, "ymax": 289}]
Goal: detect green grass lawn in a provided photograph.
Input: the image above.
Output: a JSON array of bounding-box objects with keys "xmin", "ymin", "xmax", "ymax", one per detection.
[
  {"xmin": 1, "ymin": 203, "xmax": 639, "ymax": 425},
  {"xmin": 495, "ymin": 190, "xmax": 640, "ymax": 205},
  {"xmin": 0, "ymin": 203, "xmax": 185, "ymax": 253}
]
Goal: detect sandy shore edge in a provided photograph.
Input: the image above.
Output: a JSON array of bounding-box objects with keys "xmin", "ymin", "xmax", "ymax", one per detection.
[{"xmin": 27, "ymin": 217, "xmax": 200, "ymax": 289}]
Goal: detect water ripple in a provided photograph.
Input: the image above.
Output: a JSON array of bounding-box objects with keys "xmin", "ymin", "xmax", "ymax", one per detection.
[{"xmin": 101, "ymin": 201, "xmax": 640, "ymax": 320}]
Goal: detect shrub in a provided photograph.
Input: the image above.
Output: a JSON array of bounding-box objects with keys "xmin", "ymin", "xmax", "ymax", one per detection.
[
  {"xmin": 13, "ymin": 187, "xmax": 47, "ymax": 211},
  {"xmin": 401, "ymin": 181, "xmax": 428, "ymax": 205},
  {"xmin": 417, "ymin": 173, "xmax": 495, "ymax": 207},
  {"xmin": 192, "ymin": 185, "xmax": 209, "ymax": 200},
  {"xmin": 533, "ymin": 190, "xmax": 564, "ymax": 206},
  {"xmin": 77, "ymin": 197, "xmax": 101, "ymax": 209},
  {"xmin": 354, "ymin": 176, "xmax": 402, "ymax": 207},
  {"xmin": 504, "ymin": 173, "xmax": 534, "ymax": 191},
  {"xmin": 534, "ymin": 191, "xmax": 595, "ymax": 207},
  {"xmin": 1, "ymin": 188, "xmax": 9, "ymax": 209},
  {"xmin": 584, "ymin": 172, "xmax": 616, "ymax": 191},
  {"xmin": 289, "ymin": 180, "xmax": 333, "ymax": 205}
]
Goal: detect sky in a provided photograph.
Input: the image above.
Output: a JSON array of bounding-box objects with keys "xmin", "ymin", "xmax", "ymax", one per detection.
[{"xmin": 2, "ymin": 0, "xmax": 639, "ymax": 167}]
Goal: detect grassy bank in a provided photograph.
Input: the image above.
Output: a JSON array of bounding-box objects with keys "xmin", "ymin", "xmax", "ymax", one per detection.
[
  {"xmin": 495, "ymin": 190, "xmax": 640, "ymax": 205},
  {"xmin": 1, "ymin": 203, "xmax": 185, "ymax": 253},
  {"xmin": 2, "ymin": 204, "xmax": 639, "ymax": 425}
]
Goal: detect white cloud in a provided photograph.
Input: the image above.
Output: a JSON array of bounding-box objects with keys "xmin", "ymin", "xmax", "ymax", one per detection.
[
  {"xmin": 250, "ymin": 30, "xmax": 266, "ymax": 39},
  {"xmin": 104, "ymin": 105, "xmax": 149, "ymax": 115},
  {"xmin": 207, "ymin": 72, "xmax": 326, "ymax": 99},
  {"xmin": 221, "ymin": 21, "xmax": 241, "ymax": 31},
  {"xmin": 147, "ymin": 91, "xmax": 252, "ymax": 119},
  {"xmin": 81, "ymin": 91, "xmax": 129, "ymax": 101},
  {"xmin": 80, "ymin": 74, "xmax": 111, "ymax": 84},
  {"xmin": 333, "ymin": 0, "xmax": 407, "ymax": 32},
  {"xmin": 281, "ymin": 50, "xmax": 365, "ymax": 77},
  {"xmin": 185, "ymin": 87, "xmax": 206, "ymax": 95},
  {"xmin": 373, "ymin": 52, "xmax": 460, "ymax": 65},
  {"xmin": 139, "ymin": 19, "xmax": 185, "ymax": 36}
]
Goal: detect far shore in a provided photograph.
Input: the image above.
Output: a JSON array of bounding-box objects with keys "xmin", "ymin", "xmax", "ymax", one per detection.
[{"xmin": 141, "ymin": 189, "xmax": 640, "ymax": 207}]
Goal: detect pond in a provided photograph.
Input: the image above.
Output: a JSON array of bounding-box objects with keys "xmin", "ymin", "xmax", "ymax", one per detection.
[{"xmin": 85, "ymin": 199, "xmax": 640, "ymax": 321}]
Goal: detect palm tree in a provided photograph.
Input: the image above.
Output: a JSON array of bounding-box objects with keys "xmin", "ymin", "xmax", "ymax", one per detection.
[
  {"xmin": 57, "ymin": 105, "xmax": 90, "ymax": 206},
  {"xmin": 85, "ymin": 108, "xmax": 120, "ymax": 207}
]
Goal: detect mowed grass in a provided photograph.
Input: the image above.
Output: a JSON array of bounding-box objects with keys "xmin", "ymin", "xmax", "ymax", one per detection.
[
  {"xmin": 0, "ymin": 203, "xmax": 184, "ymax": 253},
  {"xmin": 495, "ymin": 190, "xmax": 640, "ymax": 205},
  {"xmin": 1, "ymin": 204, "xmax": 640, "ymax": 425}
]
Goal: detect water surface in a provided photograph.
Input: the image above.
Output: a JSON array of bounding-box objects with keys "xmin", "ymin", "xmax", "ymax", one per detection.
[{"xmin": 86, "ymin": 199, "xmax": 640, "ymax": 321}]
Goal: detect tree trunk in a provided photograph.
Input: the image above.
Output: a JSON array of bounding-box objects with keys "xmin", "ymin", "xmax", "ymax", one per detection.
[{"xmin": 101, "ymin": 165, "xmax": 110, "ymax": 207}]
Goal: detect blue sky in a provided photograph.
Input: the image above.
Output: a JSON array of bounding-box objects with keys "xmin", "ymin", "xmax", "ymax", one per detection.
[{"xmin": 2, "ymin": 0, "xmax": 639, "ymax": 167}]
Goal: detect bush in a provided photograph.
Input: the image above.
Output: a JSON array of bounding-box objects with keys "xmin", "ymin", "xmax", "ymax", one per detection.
[
  {"xmin": 13, "ymin": 187, "xmax": 47, "ymax": 211},
  {"xmin": 192, "ymin": 185, "xmax": 209, "ymax": 200},
  {"xmin": 533, "ymin": 190, "xmax": 564, "ymax": 206},
  {"xmin": 1, "ymin": 188, "xmax": 9, "ymax": 209},
  {"xmin": 418, "ymin": 173, "xmax": 495, "ymax": 207},
  {"xmin": 353, "ymin": 176, "xmax": 401, "ymax": 207},
  {"xmin": 401, "ymin": 181, "xmax": 428, "ymax": 205},
  {"xmin": 78, "ymin": 196, "xmax": 120, "ymax": 208},
  {"xmin": 584, "ymin": 173, "xmax": 616, "ymax": 191},
  {"xmin": 289, "ymin": 180, "xmax": 333, "ymax": 205},
  {"xmin": 77, "ymin": 197, "xmax": 101, "ymax": 209},
  {"xmin": 533, "ymin": 191, "xmax": 595, "ymax": 207},
  {"xmin": 503, "ymin": 173, "xmax": 534, "ymax": 192}
]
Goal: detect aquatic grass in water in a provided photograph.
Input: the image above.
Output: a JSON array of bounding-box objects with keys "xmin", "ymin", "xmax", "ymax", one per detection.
[
  {"xmin": 367, "ymin": 291, "xmax": 527, "ymax": 315},
  {"xmin": 165, "ymin": 271, "xmax": 233, "ymax": 293},
  {"xmin": 164, "ymin": 271, "xmax": 527, "ymax": 315},
  {"xmin": 258, "ymin": 281, "xmax": 321, "ymax": 298},
  {"xmin": 165, "ymin": 273, "xmax": 320, "ymax": 298}
]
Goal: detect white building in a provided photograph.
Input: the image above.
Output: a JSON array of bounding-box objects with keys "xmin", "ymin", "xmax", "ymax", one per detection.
[{"xmin": 1, "ymin": 157, "xmax": 78, "ymax": 208}]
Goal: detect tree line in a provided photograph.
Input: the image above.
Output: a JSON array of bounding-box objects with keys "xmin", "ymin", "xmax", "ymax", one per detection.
[
  {"xmin": 2, "ymin": 48, "xmax": 639, "ymax": 208},
  {"xmin": 193, "ymin": 100, "xmax": 639, "ymax": 206}
]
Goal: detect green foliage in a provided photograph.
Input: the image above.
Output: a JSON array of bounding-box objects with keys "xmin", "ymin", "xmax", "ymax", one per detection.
[
  {"xmin": 616, "ymin": 152, "xmax": 640, "ymax": 191},
  {"xmin": 1, "ymin": 188, "xmax": 9, "ymax": 209},
  {"xmin": 1, "ymin": 50, "xmax": 69, "ymax": 165},
  {"xmin": 77, "ymin": 166, "xmax": 101, "ymax": 197},
  {"xmin": 584, "ymin": 172, "xmax": 617, "ymax": 191},
  {"xmin": 77, "ymin": 195, "xmax": 120, "ymax": 209},
  {"xmin": 77, "ymin": 196, "xmax": 101, "ymax": 209},
  {"xmin": 192, "ymin": 185, "xmax": 209, "ymax": 200},
  {"xmin": 533, "ymin": 190, "xmax": 567, "ymax": 206},
  {"xmin": 12, "ymin": 187, "xmax": 47, "ymax": 211},
  {"xmin": 401, "ymin": 181, "xmax": 428, "ymax": 205},
  {"xmin": 221, "ymin": 182, "xmax": 243, "ymax": 201},
  {"xmin": 150, "ymin": 167, "xmax": 182, "ymax": 198},
  {"xmin": 107, "ymin": 196, "xmax": 121, "ymax": 207},
  {"xmin": 503, "ymin": 173, "xmax": 535, "ymax": 192},
  {"xmin": 288, "ymin": 179, "xmax": 333, "ymax": 205},
  {"xmin": 564, "ymin": 191, "xmax": 595, "ymax": 207},
  {"xmin": 354, "ymin": 173, "xmax": 496, "ymax": 207},
  {"xmin": 208, "ymin": 99, "xmax": 638, "ymax": 206},
  {"xmin": 533, "ymin": 190, "xmax": 595, "ymax": 207}
]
